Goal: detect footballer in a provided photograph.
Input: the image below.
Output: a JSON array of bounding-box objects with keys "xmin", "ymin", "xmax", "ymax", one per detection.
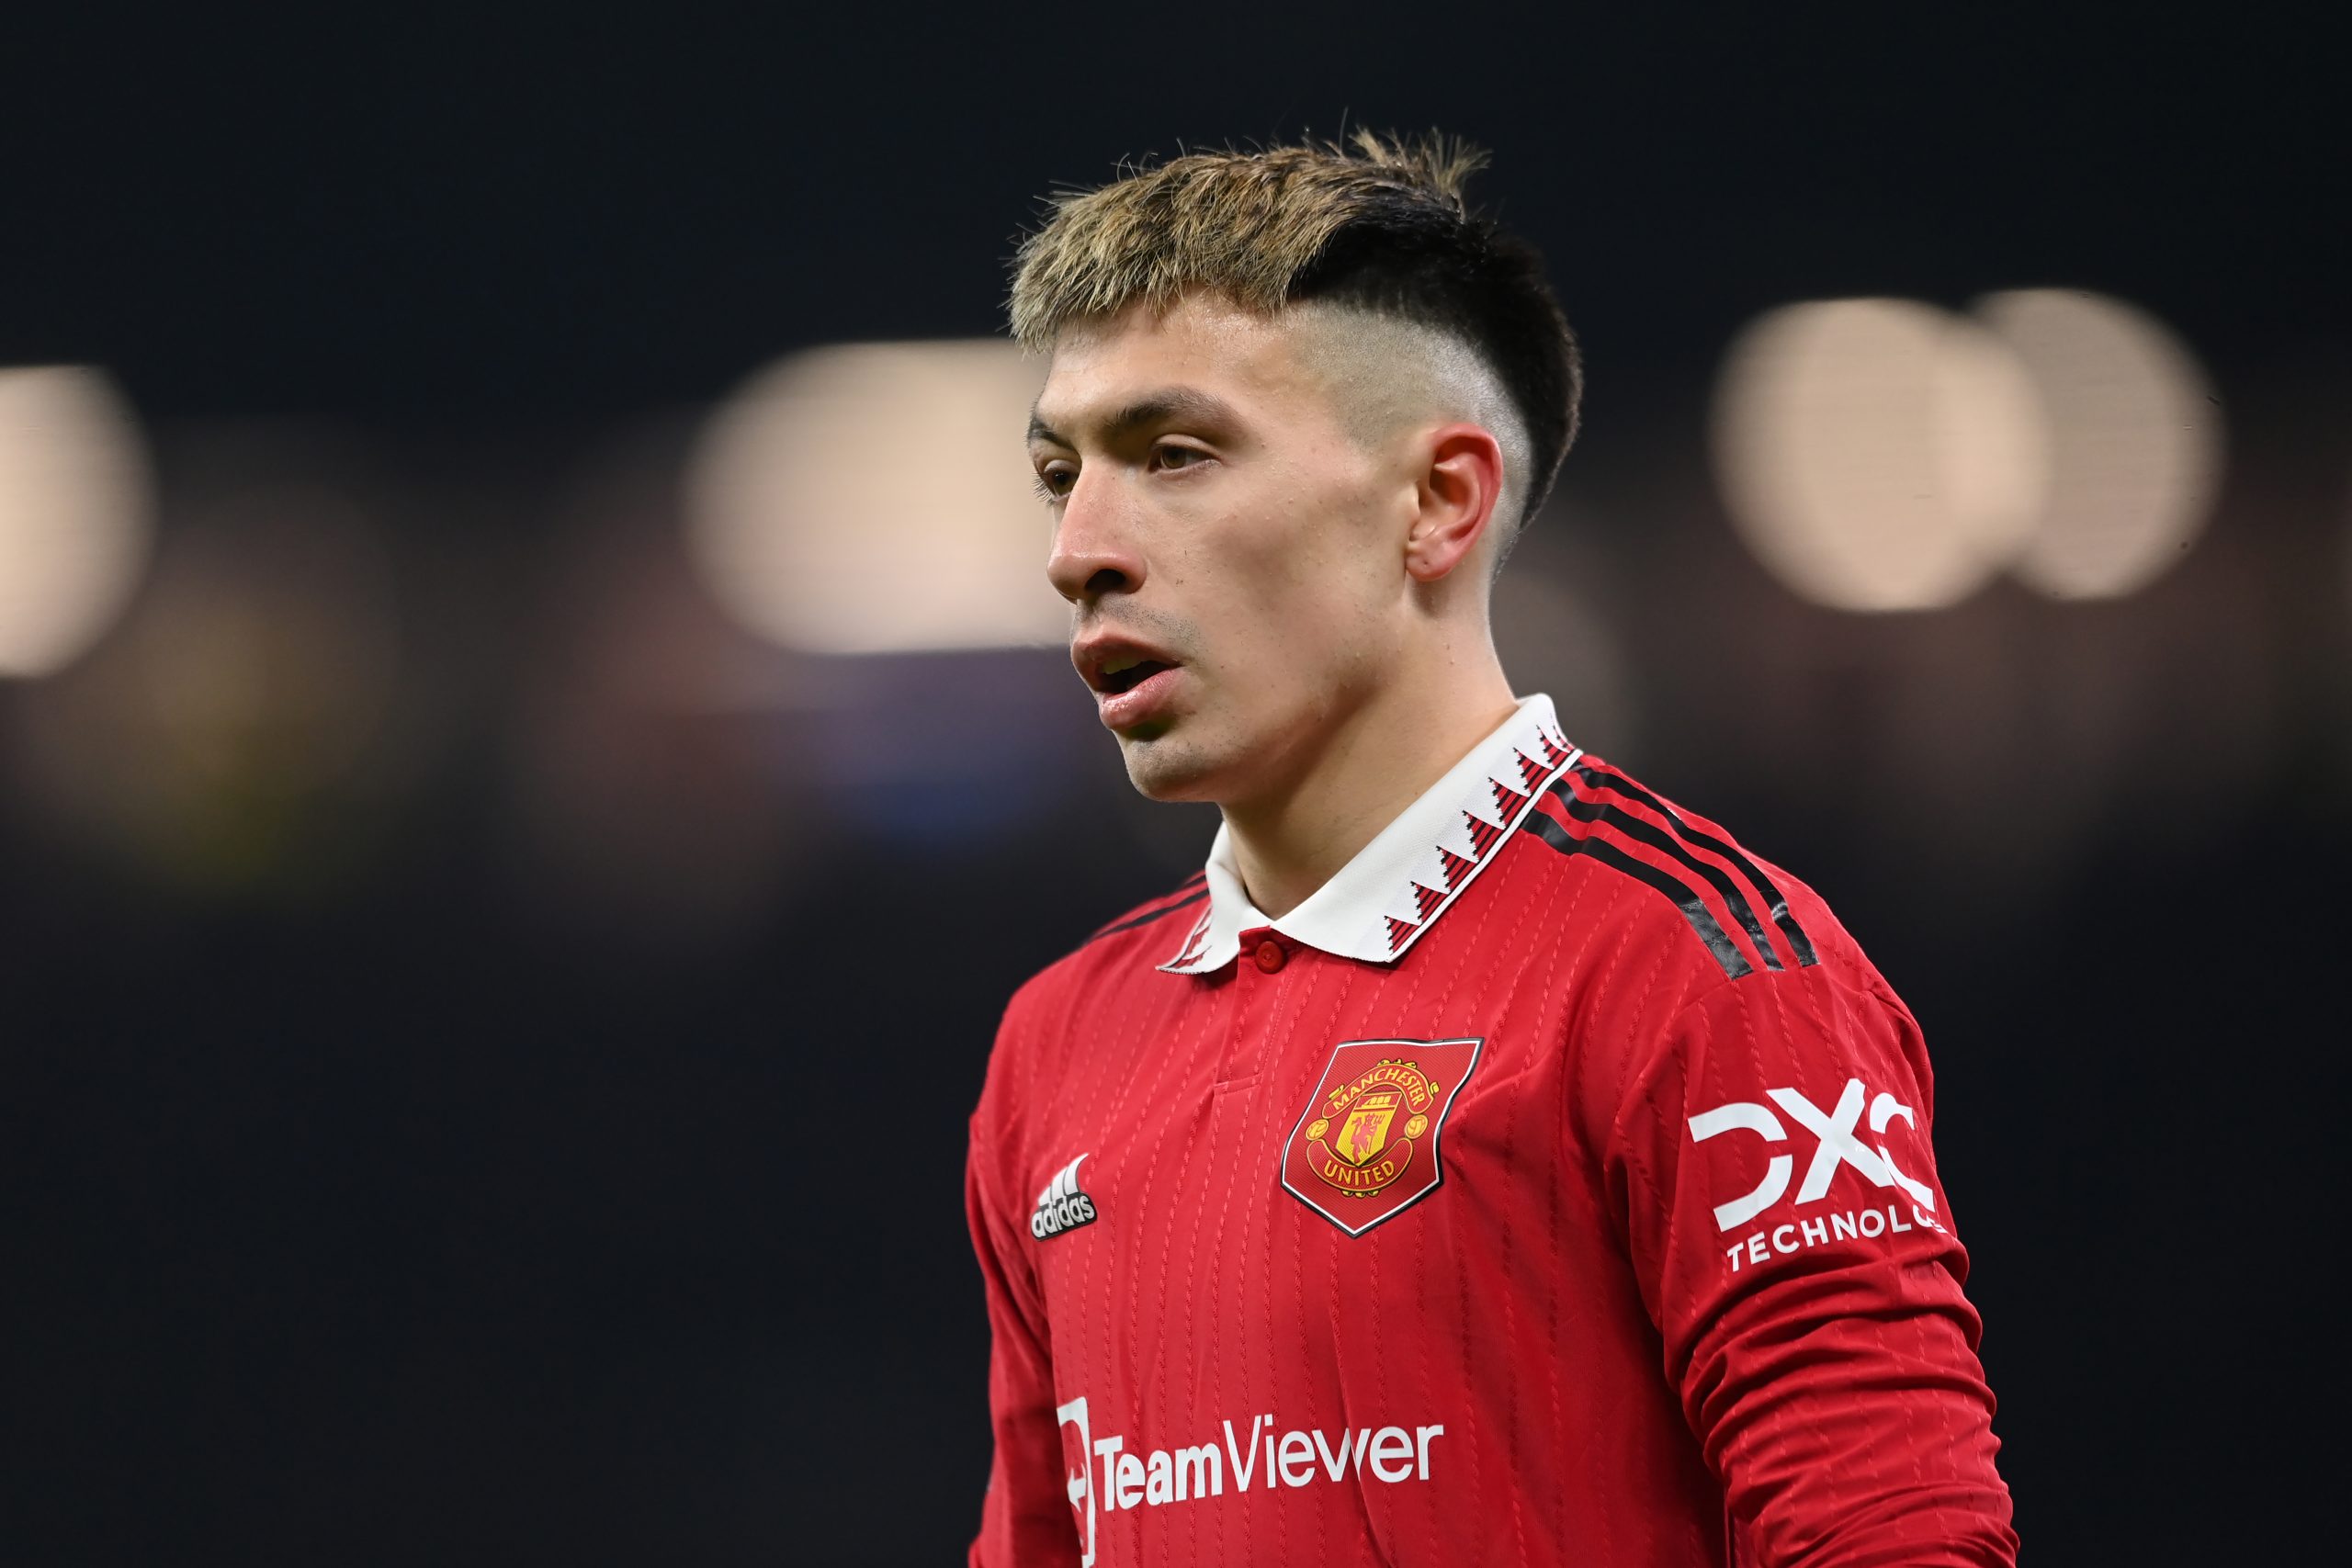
[{"xmin": 967, "ymin": 134, "xmax": 2016, "ymax": 1566}]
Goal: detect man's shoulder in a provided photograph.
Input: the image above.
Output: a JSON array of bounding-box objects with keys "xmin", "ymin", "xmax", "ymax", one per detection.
[
  {"xmin": 1505, "ymin": 750, "xmax": 1869, "ymax": 995},
  {"xmin": 977, "ymin": 874, "xmax": 1206, "ymax": 1137},
  {"xmin": 1079, "ymin": 871, "xmax": 1213, "ymax": 955},
  {"xmin": 1001, "ymin": 872, "xmax": 1208, "ymax": 1018}
]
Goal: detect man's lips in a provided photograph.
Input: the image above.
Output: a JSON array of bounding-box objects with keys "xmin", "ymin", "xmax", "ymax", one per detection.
[
  {"xmin": 1073, "ymin": 635, "xmax": 1180, "ymax": 694},
  {"xmin": 1092, "ymin": 664, "xmax": 1183, "ymax": 730},
  {"xmin": 1073, "ymin": 635, "xmax": 1186, "ymax": 730}
]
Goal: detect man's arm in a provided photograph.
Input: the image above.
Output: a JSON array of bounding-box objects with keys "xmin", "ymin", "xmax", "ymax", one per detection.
[
  {"xmin": 1600, "ymin": 959, "xmax": 2017, "ymax": 1567},
  {"xmin": 967, "ymin": 1121, "xmax": 1080, "ymax": 1567}
]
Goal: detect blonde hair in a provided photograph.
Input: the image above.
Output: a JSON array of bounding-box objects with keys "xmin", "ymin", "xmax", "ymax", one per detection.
[
  {"xmin": 1007, "ymin": 132, "xmax": 1583, "ymax": 527},
  {"xmin": 1008, "ymin": 132, "xmax": 1487, "ymax": 347}
]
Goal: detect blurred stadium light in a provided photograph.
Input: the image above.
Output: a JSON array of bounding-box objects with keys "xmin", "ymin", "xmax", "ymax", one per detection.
[
  {"xmin": 0, "ymin": 367, "xmax": 154, "ymax": 678},
  {"xmin": 1712, "ymin": 290, "xmax": 2222, "ymax": 613},
  {"xmin": 1975, "ymin": 288, "xmax": 2223, "ymax": 601},
  {"xmin": 1710, "ymin": 299, "xmax": 2047, "ymax": 613},
  {"xmin": 684, "ymin": 341, "xmax": 1061, "ymax": 654}
]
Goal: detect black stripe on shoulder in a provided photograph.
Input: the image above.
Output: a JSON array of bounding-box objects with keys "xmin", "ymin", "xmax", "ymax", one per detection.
[
  {"xmin": 1545, "ymin": 778, "xmax": 1781, "ymax": 971},
  {"xmin": 1089, "ymin": 882, "xmax": 1209, "ymax": 942},
  {"xmin": 1570, "ymin": 763, "xmax": 1818, "ymax": 968},
  {"xmin": 1519, "ymin": 810, "xmax": 1754, "ymax": 980}
]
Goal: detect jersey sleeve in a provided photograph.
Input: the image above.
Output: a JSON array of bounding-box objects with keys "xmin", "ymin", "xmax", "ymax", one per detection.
[
  {"xmin": 967, "ymin": 1114, "xmax": 1081, "ymax": 1565},
  {"xmin": 1593, "ymin": 953, "xmax": 2017, "ymax": 1567}
]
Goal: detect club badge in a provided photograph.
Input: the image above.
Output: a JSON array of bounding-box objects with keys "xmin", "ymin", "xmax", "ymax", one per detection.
[{"xmin": 1281, "ymin": 1038, "xmax": 1481, "ymax": 1235}]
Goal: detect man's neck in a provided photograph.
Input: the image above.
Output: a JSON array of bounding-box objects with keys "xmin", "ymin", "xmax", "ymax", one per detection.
[{"xmin": 1221, "ymin": 655, "xmax": 1518, "ymax": 921}]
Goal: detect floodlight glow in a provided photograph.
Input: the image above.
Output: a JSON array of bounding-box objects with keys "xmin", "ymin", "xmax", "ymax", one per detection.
[
  {"xmin": 684, "ymin": 341, "xmax": 1062, "ymax": 655},
  {"xmin": 1975, "ymin": 288, "xmax": 2223, "ymax": 601},
  {"xmin": 1710, "ymin": 299, "xmax": 2047, "ymax": 613},
  {"xmin": 0, "ymin": 367, "xmax": 153, "ymax": 676}
]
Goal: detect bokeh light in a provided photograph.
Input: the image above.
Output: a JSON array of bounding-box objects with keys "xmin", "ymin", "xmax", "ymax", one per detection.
[
  {"xmin": 684, "ymin": 341, "xmax": 1060, "ymax": 654},
  {"xmin": 1710, "ymin": 299, "xmax": 2047, "ymax": 612},
  {"xmin": 1975, "ymin": 288, "xmax": 2224, "ymax": 600},
  {"xmin": 0, "ymin": 367, "xmax": 154, "ymax": 677}
]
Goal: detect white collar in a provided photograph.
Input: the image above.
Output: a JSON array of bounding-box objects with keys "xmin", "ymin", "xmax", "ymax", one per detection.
[{"xmin": 1159, "ymin": 694, "xmax": 1580, "ymax": 973}]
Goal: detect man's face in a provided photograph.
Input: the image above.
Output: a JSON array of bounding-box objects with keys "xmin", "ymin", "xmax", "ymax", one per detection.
[{"xmin": 1028, "ymin": 293, "xmax": 1418, "ymax": 807}]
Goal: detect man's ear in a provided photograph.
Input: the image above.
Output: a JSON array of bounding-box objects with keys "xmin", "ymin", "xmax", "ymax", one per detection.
[{"xmin": 1405, "ymin": 423, "xmax": 1509, "ymax": 583}]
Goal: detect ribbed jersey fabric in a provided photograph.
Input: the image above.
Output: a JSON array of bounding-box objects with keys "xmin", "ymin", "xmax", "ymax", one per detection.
[{"xmin": 967, "ymin": 716, "xmax": 2015, "ymax": 1568}]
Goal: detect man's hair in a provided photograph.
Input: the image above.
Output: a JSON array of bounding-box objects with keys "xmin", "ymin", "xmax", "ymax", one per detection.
[{"xmin": 1008, "ymin": 131, "xmax": 1583, "ymax": 529}]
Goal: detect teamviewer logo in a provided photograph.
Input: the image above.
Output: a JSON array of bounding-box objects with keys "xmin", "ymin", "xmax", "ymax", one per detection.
[
  {"xmin": 1057, "ymin": 1395, "xmax": 1098, "ymax": 1568},
  {"xmin": 1031, "ymin": 1154, "xmax": 1100, "ymax": 1241}
]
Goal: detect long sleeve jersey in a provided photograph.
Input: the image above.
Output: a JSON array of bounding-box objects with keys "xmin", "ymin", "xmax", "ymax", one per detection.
[{"xmin": 967, "ymin": 694, "xmax": 2015, "ymax": 1567}]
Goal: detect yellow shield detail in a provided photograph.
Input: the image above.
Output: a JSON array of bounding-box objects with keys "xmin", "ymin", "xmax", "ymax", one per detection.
[
  {"xmin": 1332, "ymin": 1091, "xmax": 1401, "ymax": 1167},
  {"xmin": 1285, "ymin": 1038, "xmax": 1484, "ymax": 1236}
]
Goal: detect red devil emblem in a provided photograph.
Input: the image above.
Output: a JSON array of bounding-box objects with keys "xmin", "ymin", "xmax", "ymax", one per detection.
[{"xmin": 1281, "ymin": 1038, "xmax": 1481, "ymax": 1235}]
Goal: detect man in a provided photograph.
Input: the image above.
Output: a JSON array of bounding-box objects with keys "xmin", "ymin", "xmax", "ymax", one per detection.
[{"xmin": 967, "ymin": 135, "xmax": 2015, "ymax": 1567}]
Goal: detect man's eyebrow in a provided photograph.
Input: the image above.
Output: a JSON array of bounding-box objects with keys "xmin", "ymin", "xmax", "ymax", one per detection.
[{"xmin": 1026, "ymin": 387, "xmax": 1241, "ymax": 448}]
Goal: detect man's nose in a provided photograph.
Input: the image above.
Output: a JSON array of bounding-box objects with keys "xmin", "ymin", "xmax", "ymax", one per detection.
[{"xmin": 1045, "ymin": 472, "xmax": 1146, "ymax": 604}]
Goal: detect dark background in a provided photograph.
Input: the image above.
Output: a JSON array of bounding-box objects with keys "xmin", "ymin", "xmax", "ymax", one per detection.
[{"xmin": 3, "ymin": 8, "xmax": 2343, "ymax": 1563}]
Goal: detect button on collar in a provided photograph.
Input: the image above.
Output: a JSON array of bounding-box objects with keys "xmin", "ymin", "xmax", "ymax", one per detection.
[{"xmin": 1237, "ymin": 926, "xmax": 1291, "ymax": 973}]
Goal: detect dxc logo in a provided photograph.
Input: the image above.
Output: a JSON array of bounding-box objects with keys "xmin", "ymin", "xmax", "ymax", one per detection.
[{"xmin": 1687, "ymin": 1077, "xmax": 1936, "ymax": 1233}]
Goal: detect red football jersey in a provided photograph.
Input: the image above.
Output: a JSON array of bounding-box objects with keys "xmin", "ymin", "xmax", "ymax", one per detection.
[{"xmin": 967, "ymin": 696, "xmax": 2015, "ymax": 1567}]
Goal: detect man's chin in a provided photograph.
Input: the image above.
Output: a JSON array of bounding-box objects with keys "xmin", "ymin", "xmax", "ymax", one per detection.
[{"xmin": 1117, "ymin": 729, "xmax": 1229, "ymax": 805}]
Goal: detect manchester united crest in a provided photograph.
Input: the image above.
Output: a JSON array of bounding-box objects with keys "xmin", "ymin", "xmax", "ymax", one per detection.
[{"xmin": 1281, "ymin": 1037, "xmax": 1481, "ymax": 1235}]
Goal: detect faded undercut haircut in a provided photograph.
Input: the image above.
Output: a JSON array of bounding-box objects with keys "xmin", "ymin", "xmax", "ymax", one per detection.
[{"xmin": 1008, "ymin": 131, "xmax": 1584, "ymax": 536}]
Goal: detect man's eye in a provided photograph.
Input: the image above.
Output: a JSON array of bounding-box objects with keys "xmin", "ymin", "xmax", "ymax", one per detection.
[
  {"xmin": 1152, "ymin": 444, "xmax": 1207, "ymax": 472},
  {"xmin": 1034, "ymin": 464, "xmax": 1076, "ymax": 501}
]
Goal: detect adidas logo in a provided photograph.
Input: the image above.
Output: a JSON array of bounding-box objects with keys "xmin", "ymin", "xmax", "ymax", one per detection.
[{"xmin": 1031, "ymin": 1154, "xmax": 1099, "ymax": 1241}]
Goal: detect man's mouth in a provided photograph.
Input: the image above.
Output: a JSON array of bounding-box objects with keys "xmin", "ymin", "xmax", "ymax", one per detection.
[
  {"xmin": 1095, "ymin": 653, "xmax": 1176, "ymax": 694},
  {"xmin": 1076, "ymin": 637, "xmax": 1189, "ymax": 731}
]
